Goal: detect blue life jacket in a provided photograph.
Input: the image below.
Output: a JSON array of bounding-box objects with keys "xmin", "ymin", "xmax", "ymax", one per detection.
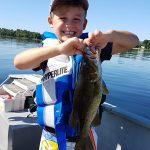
[{"xmin": 36, "ymin": 32, "xmax": 88, "ymax": 150}]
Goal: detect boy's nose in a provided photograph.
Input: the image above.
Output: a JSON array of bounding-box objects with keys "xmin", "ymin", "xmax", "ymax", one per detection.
[
  {"xmin": 65, "ymin": 20, "xmax": 74, "ymax": 26},
  {"xmin": 65, "ymin": 22, "xmax": 73, "ymax": 29}
]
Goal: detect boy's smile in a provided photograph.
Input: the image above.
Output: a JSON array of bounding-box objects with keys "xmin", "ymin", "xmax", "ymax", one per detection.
[
  {"xmin": 48, "ymin": 6, "xmax": 87, "ymax": 42},
  {"xmin": 62, "ymin": 31, "xmax": 75, "ymax": 36}
]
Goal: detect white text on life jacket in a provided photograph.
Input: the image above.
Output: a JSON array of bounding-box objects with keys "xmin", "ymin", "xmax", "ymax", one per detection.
[{"xmin": 42, "ymin": 66, "xmax": 68, "ymax": 81}]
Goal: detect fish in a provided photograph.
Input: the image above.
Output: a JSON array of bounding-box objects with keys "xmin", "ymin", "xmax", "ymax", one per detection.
[{"xmin": 70, "ymin": 47, "xmax": 103, "ymax": 150}]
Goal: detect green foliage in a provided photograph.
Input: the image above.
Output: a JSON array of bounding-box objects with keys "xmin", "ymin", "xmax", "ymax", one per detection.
[
  {"xmin": 136, "ymin": 41, "xmax": 142, "ymax": 48},
  {"xmin": 0, "ymin": 28, "xmax": 42, "ymax": 41},
  {"xmin": 1, "ymin": 28, "xmax": 150, "ymax": 49},
  {"xmin": 141, "ymin": 40, "xmax": 150, "ymax": 49},
  {"xmin": 134, "ymin": 40, "xmax": 150, "ymax": 49}
]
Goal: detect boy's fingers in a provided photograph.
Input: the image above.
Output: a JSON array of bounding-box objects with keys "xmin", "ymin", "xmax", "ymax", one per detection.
[
  {"xmin": 74, "ymin": 38, "xmax": 86, "ymax": 54},
  {"xmin": 94, "ymin": 29, "xmax": 102, "ymax": 38},
  {"xmin": 96, "ymin": 48, "xmax": 101, "ymax": 55},
  {"xmin": 95, "ymin": 45, "xmax": 102, "ymax": 54},
  {"xmin": 78, "ymin": 38, "xmax": 86, "ymax": 52},
  {"xmin": 88, "ymin": 32, "xmax": 95, "ymax": 46}
]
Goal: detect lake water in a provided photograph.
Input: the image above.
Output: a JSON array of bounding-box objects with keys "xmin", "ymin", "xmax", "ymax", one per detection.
[
  {"xmin": 0, "ymin": 38, "xmax": 150, "ymax": 120},
  {"xmin": 0, "ymin": 38, "xmax": 42, "ymax": 80}
]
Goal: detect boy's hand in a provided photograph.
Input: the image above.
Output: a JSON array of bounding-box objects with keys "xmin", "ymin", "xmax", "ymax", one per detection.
[
  {"xmin": 58, "ymin": 37, "xmax": 85, "ymax": 56},
  {"xmin": 84, "ymin": 29, "xmax": 108, "ymax": 53}
]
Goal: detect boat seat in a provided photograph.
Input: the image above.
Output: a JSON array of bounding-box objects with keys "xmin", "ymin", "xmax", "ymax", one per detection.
[
  {"xmin": 13, "ymin": 78, "xmax": 36, "ymax": 90},
  {"xmin": 2, "ymin": 83, "xmax": 25, "ymax": 97}
]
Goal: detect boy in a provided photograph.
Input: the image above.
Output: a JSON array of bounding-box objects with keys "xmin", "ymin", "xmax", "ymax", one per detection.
[{"xmin": 14, "ymin": 0, "xmax": 139, "ymax": 149}]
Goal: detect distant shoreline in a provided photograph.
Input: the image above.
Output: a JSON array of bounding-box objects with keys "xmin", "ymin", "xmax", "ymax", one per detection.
[
  {"xmin": 0, "ymin": 28, "xmax": 42, "ymax": 41},
  {"xmin": 1, "ymin": 27, "xmax": 150, "ymax": 50},
  {"xmin": 0, "ymin": 35, "xmax": 42, "ymax": 42},
  {"xmin": 132, "ymin": 47, "xmax": 150, "ymax": 50}
]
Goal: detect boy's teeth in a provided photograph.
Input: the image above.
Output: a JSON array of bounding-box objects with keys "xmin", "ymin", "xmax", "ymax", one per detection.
[{"xmin": 64, "ymin": 31, "xmax": 74, "ymax": 35}]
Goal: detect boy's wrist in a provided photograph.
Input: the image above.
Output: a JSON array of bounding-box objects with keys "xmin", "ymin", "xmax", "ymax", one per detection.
[
  {"xmin": 103, "ymin": 29, "xmax": 114, "ymax": 43},
  {"xmin": 56, "ymin": 44, "xmax": 63, "ymax": 55},
  {"xmin": 47, "ymin": 44, "xmax": 62, "ymax": 56}
]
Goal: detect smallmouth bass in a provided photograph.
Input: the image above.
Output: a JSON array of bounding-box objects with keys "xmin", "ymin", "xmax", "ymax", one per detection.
[{"xmin": 70, "ymin": 47, "xmax": 103, "ymax": 150}]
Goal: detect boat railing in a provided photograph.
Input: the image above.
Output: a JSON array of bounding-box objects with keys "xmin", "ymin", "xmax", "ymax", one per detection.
[{"xmin": 103, "ymin": 102, "xmax": 150, "ymax": 129}]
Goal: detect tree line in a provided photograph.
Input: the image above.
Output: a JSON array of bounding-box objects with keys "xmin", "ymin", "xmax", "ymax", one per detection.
[
  {"xmin": 137, "ymin": 40, "xmax": 150, "ymax": 49},
  {"xmin": 0, "ymin": 28, "xmax": 42, "ymax": 41},
  {"xmin": 0, "ymin": 28, "xmax": 150, "ymax": 49}
]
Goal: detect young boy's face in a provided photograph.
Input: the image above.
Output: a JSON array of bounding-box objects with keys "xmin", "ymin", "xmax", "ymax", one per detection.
[{"xmin": 48, "ymin": 6, "xmax": 87, "ymax": 42}]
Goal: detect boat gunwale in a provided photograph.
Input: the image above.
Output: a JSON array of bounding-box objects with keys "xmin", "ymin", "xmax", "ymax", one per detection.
[{"xmin": 103, "ymin": 102, "xmax": 150, "ymax": 129}]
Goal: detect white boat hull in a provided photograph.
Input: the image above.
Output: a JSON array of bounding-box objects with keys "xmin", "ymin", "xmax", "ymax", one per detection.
[{"xmin": 0, "ymin": 74, "xmax": 42, "ymax": 112}]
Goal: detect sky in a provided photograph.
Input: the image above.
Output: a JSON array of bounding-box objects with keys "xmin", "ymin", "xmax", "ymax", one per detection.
[{"xmin": 0, "ymin": 0, "xmax": 150, "ymax": 41}]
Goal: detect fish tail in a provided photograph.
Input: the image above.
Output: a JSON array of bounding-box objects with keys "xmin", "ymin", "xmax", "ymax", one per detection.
[{"xmin": 75, "ymin": 139, "xmax": 86, "ymax": 150}]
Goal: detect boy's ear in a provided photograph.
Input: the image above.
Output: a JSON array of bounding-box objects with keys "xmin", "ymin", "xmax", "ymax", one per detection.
[
  {"xmin": 83, "ymin": 19, "xmax": 87, "ymax": 30},
  {"xmin": 48, "ymin": 16, "xmax": 53, "ymax": 28}
]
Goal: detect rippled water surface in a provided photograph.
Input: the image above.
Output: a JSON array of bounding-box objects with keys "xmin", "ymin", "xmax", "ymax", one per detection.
[
  {"xmin": 0, "ymin": 38, "xmax": 150, "ymax": 119},
  {"xmin": 102, "ymin": 49, "xmax": 150, "ymax": 119}
]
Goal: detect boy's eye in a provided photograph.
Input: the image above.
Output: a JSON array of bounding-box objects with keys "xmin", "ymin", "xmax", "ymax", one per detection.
[
  {"xmin": 73, "ymin": 18, "xmax": 81, "ymax": 23},
  {"xmin": 60, "ymin": 17, "xmax": 66, "ymax": 21},
  {"xmin": 58, "ymin": 17, "xmax": 82, "ymax": 23}
]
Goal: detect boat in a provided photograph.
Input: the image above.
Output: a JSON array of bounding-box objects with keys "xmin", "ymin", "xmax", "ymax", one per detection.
[
  {"xmin": 0, "ymin": 74, "xmax": 150, "ymax": 150},
  {"xmin": 95, "ymin": 103, "xmax": 150, "ymax": 150},
  {"xmin": 0, "ymin": 74, "xmax": 42, "ymax": 112}
]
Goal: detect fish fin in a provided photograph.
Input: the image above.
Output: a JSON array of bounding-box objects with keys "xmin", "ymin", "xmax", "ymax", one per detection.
[
  {"xmin": 102, "ymin": 84, "xmax": 109, "ymax": 95},
  {"xmin": 101, "ymin": 80, "xmax": 109, "ymax": 95},
  {"xmin": 91, "ymin": 112, "xmax": 100, "ymax": 126}
]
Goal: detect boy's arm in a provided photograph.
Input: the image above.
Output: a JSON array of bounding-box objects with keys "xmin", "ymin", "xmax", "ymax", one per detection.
[
  {"xmin": 14, "ymin": 37, "xmax": 84, "ymax": 70},
  {"xmin": 14, "ymin": 45, "xmax": 61, "ymax": 70},
  {"xmin": 104, "ymin": 29, "xmax": 139, "ymax": 54},
  {"xmin": 84, "ymin": 29, "xmax": 139, "ymax": 54}
]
